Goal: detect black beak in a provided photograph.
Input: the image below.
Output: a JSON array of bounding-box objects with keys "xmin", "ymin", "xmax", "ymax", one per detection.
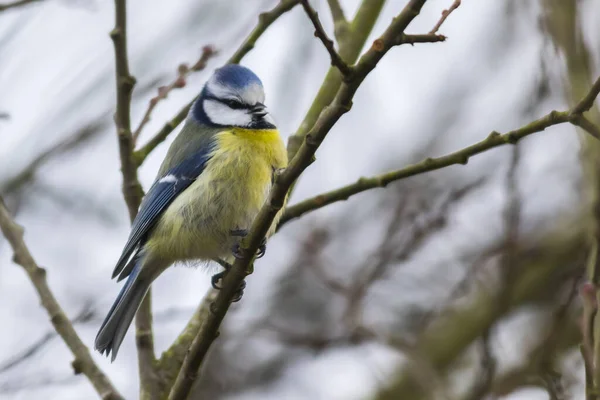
[{"xmin": 250, "ymin": 103, "xmax": 267, "ymax": 117}]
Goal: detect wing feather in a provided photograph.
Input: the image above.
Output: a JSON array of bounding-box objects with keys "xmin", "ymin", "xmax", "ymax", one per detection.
[{"xmin": 111, "ymin": 146, "xmax": 214, "ymax": 280}]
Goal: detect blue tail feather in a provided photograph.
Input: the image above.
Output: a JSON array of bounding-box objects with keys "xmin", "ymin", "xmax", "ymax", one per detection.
[{"xmin": 95, "ymin": 260, "xmax": 150, "ymax": 361}]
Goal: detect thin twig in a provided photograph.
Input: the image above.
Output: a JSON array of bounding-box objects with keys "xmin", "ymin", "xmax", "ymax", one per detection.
[
  {"xmin": 570, "ymin": 114, "xmax": 600, "ymax": 140},
  {"xmin": 154, "ymin": 289, "xmax": 218, "ymax": 397},
  {"xmin": 167, "ymin": 2, "xmax": 431, "ymax": 399},
  {"xmin": 0, "ymin": 0, "xmax": 41, "ymax": 12},
  {"xmin": 286, "ymin": 0, "xmax": 387, "ymax": 160},
  {"xmin": 300, "ymin": 0, "xmax": 353, "ymax": 77},
  {"xmin": 110, "ymin": 0, "xmax": 157, "ymax": 397},
  {"xmin": 110, "ymin": 0, "xmax": 141, "ymax": 220},
  {"xmin": 463, "ymin": 333, "xmax": 496, "ymax": 400},
  {"xmin": 131, "ymin": 46, "xmax": 217, "ymax": 145},
  {"xmin": 326, "ymin": 0, "xmax": 346, "ymax": 24},
  {"xmin": 0, "ymin": 198, "xmax": 124, "ymax": 400},
  {"xmin": 280, "ymin": 74, "xmax": 600, "ymax": 226},
  {"xmin": 429, "ymin": 0, "xmax": 461, "ymax": 34},
  {"xmin": 133, "ymin": 0, "xmax": 300, "ymax": 165},
  {"xmin": 571, "ymin": 74, "xmax": 600, "ymax": 114},
  {"xmin": 397, "ymin": 33, "xmax": 446, "ymax": 45}
]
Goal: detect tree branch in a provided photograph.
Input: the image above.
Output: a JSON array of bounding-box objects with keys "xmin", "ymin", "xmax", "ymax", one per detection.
[
  {"xmin": 287, "ymin": 0, "xmax": 386, "ymax": 159},
  {"xmin": 571, "ymin": 71, "xmax": 600, "ymax": 114},
  {"xmin": 133, "ymin": 0, "xmax": 300, "ymax": 165},
  {"xmin": 110, "ymin": 0, "xmax": 141, "ymax": 220},
  {"xmin": 570, "ymin": 114, "xmax": 600, "ymax": 140},
  {"xmin": 0, "ymin": 0, "xmax": 42, "ymax": 12},
  {"xmin": 110, "ymin": 0, "xmax": 157, "ymax": 398},
  {"xmin": 397, "ymin": 33, "xmax": 446, "ymax": 45},
  {"xmin": 154, "ymin": 289, "xmax": 218, "ymax": 397},
  {"xmin": 167, "ymin": 2, "xmax": 432, "ymax": 399},
  {"xmin": 327, "ymin": 0, "xmax": 346, "ymax": 25},
  {"xmin": 429, "ymin": 0, "xmax": 461, "ymax": 34},
  {"xmin": 280, "ymin": 74, "xmax": 600, "ymax": 225},
  {"xmin": 0, "ymin": 198, "xmax": 124, "ymax": 400},
  {"xmin": 300, "ymin": 0, "xmax": 353, "ymax": 77}
]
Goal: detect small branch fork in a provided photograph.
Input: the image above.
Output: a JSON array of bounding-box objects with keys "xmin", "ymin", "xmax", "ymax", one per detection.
[
  {"xmin": 0, "ymin": 198, "xmax": 124, "ymax": 400},
  {"xmin": 300, "ymin": 0, "xmax": 445, "ymax": 79},
  {"xmin": 300, "ymin": 0, "xmax": 353, "ymax": 77}
]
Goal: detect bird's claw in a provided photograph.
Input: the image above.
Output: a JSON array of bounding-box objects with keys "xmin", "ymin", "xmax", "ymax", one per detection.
[
  {"xmin": 230, "ymin": 229, "xmax": 267, "ymax": 259},
  {"xmin": 230, "ymin": 228, "xmax": 249, "ymax": 237},
  {"xmin": 211, "ymin": 260, "xmax": 246, "ymax": 302},
  {"xmin": 211, "ymin": 270, "xmax": 226, "ymax": 290},
  {"xmin": 256, "ymin": 241, "xmax": 266, "ymax": 259},
  {"xmin": 232, "ymin": 280, "xmax": 246, "ymax": 302}
]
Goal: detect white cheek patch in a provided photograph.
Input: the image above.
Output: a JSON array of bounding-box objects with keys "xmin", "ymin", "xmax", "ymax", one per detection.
[{"xmin": 203, "ymin": 99, "xmax": 253, "ymax": 127}]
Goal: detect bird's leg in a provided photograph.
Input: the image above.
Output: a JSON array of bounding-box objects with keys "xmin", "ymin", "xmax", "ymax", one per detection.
[
  {"xmin": 211, "ymin": 258, "xmax": 246, "ymax": 302},
  {"xmin": 230, "ymin": 228, "xmax": 267, "ymax": 259}
]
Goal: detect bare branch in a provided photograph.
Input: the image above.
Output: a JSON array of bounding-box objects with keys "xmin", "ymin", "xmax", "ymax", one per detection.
[
  {"xmin": 0, "ymin": 0, "xmax": 42, "ymax": 12},
  {"xmin": 429, "ymin": 0, "xmax": 461, "ymax": 34},
  {"xmin": 133, "ymin": 0, "xmax": 300, "ymax": 165},
  {"xmin": 110, "ymin": 0, "xmax": 141, "ymax": 220},
  {"xmin": 300, "ymin": 0, "xmax": 353, "ymax": 77},
  {"xmin": 167, "ymin": 2, "xmax": 433, "ymax": 399},
  {"xmin": 154, "ymin": 289, "xmax": 218, "ymax": 397},
  {"xmin": 570, "ymin": 114, "xmax": 600, "ymax": 140},
  {"xmin": 110, "ymin": 0, "xmax": 157, "ymax": 397},
  {"xmin": 228, "ymin": 0, "xmax": 300, "ymax": 65},
  {"xmin": 288, "ymin": 0, "xmax": 386, "ymax": 159},
  {"xmin": 280, "ymin": 74, "xmax": 600, "ymax": 226},
  {"xmin": 397, "ymin": 33, "xmax": 446, "ymax": 45},
  {"xmin": 326, "ymin": 0, "xmax": 346, "ymax": 25},
  {"xmin": 131, "ymin": 46, "xmax": 217, "ymax": 145},
  {"xmin": 0, "ymin": 198, "xmax": 123, "ymax": 400},
  {"xmin": 571, "ymin": 72, "xmax": 600, "ymax": 114}
]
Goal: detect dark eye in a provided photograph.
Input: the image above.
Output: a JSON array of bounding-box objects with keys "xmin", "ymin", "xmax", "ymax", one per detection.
[{"xmin": 223, "ymin": 99, "xmax": 245, "ymax": 109}]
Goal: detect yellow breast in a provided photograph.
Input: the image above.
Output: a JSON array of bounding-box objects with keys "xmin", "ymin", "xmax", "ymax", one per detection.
[
  {"xmin": 210, "ymin": 127, "xmax": 287, "ymax": 213},
  {"xmin": 146, "ymin": 127, "xmax": 288, "ymax": 262},
  {"xmin": 217, "ymin": 128, "xmax": 287, "ymax": 168}
]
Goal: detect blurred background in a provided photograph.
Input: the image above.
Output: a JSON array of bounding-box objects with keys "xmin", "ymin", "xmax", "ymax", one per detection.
[{"xmin": 1, "ymin": 0, "xmax": 599, "ymax": 399}]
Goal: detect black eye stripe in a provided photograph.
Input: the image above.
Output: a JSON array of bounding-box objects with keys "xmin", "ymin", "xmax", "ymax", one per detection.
[{"xmin": 221, "ymin": 98, "xmax": 247, "ymax": 109}]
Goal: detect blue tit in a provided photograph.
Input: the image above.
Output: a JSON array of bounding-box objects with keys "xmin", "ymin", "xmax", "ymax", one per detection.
[{"xmin": 95, "ymin": 64, "xmax": 287, "ymax": 361}]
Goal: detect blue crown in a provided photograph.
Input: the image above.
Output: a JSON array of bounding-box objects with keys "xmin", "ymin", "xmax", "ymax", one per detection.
[{"xmin": 213, "ymin": 64, "xmax": 262, "ymax": 89}]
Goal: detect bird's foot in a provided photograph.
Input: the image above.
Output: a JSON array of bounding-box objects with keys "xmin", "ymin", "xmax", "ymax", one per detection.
[
  {"xmin": 230, "ymin": 229, "xmax": 267, "ymax": 259},
  {"xmin": 211, "ymin": 259, "xmax": 246, "ymax": 302}
]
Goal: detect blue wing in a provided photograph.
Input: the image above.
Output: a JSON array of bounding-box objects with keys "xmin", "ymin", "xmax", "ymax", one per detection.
[{"xmin": 112, "ymin": 147, "xmax": 214, "ymax": 281}]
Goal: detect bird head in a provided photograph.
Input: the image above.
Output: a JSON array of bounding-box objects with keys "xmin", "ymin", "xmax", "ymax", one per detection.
[{"xmin": 192, "ymin": 64, "xmax": 276, "ymax": 129}]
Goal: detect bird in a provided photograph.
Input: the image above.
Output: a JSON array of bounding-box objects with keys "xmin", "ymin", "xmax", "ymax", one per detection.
[{"xmin": 95, "ymin": 64, "xmax": 288, "ymax": 361}]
